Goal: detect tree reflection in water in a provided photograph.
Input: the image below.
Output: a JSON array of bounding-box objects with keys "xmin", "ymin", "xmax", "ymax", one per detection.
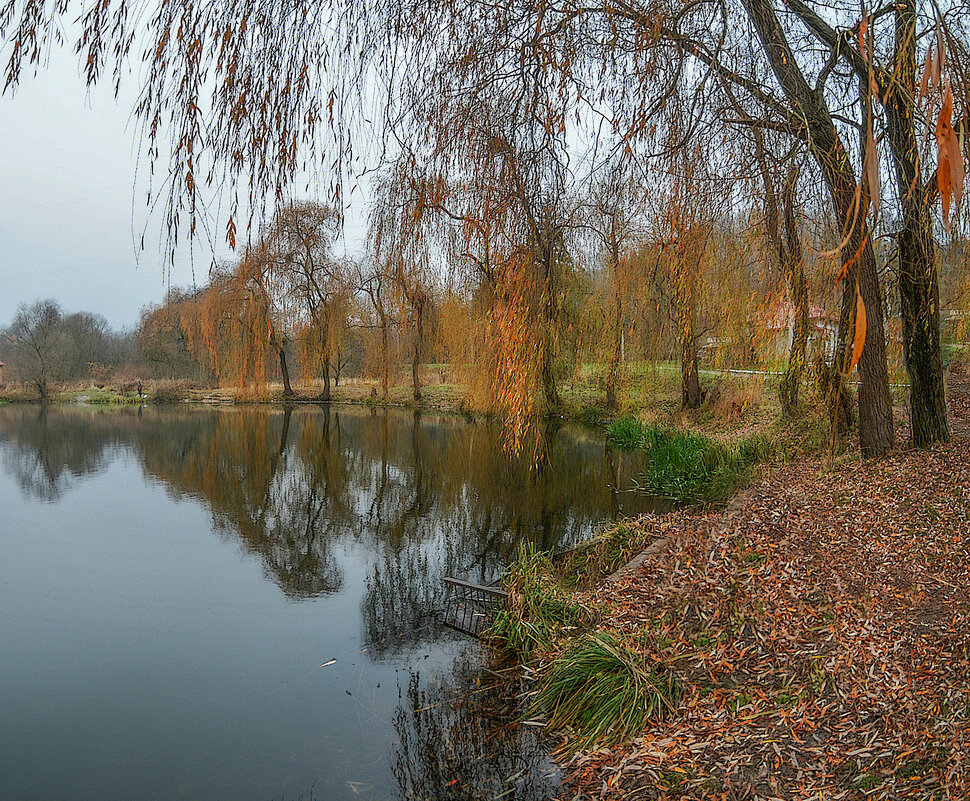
[
  {"xmin": 0, "ymin": 404, "xmax": 645, "ymax": 605},
  {"xmin": 392, "ymin": 661, "xmax": 560, "ymax": 801},
  {"xmin": 0, "ymin": 405, "xmax": 130, "ymax": 501},
  {"xmin": 0, "ymin": 403, "xmax": 654, "ymax": 799}
]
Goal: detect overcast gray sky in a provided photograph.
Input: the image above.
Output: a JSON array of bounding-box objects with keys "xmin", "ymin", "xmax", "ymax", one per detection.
[{"xmin": 0, "ymin": 44, "xmax": 368, "ymax": 331}]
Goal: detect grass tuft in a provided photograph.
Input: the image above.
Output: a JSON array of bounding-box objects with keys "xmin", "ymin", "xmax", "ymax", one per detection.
[
  {"xmin": 535, "ymin": 631, "xmax": 678, "ymax": 749},
  {"xmin": 488, "ymin": 543, "xmax": 592, "ymax": 660}
]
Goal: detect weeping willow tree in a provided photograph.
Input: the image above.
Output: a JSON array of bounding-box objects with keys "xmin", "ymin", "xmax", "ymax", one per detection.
[
  {"xmin": 4, "ymin": 0, "xmax": 968, "ymax": 454},
  {"xmin": 176, "ymin": 263, "xmax": 275, "ymax": 390}
]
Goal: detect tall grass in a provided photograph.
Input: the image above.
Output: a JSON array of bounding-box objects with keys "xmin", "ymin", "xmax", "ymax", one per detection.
[
  {"xmin": 609, "ymin": 417, "xmax": 784, "ymax": 506},
  {"xmin": 488, "ymin": 543, "xmax": 592, "ymax": 660},
  {"xmin": 605, "ymin": 416, "xmax": 647, "ymax": 449},
  {"xmin": 535, "ymin": 631, "xmax": 678, "ymax": 749}
]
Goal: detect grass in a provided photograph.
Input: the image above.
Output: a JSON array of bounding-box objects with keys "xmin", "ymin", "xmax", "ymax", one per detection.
[
  {"xmin": 534, "ymin": 631, "xmax": 678, "ymax": 750},
  {"xmin": 605, "ymin": 416, "xmax": 648, "ymax": 449},
  {"xmin": 607, "ymin": 417, "xmax": 786, "ymax": 506},
  {"xmin": 85, "ymin": 388, "xmax": 143, "ymax": 405},
  {"xmin": 560, "ymin": 520, "xmax": 653, "ymax": 588},
  {"xmin": 487, "ymin": 543, "xmax": 592, "ymax": 660}
]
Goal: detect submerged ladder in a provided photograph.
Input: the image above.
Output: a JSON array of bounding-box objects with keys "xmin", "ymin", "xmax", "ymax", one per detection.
[{"xmin": 442, "ymin": 577, "xmax": 509, "ymax": 638}]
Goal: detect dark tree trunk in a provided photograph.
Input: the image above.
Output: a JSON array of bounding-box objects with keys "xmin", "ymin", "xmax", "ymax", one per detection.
[
  {"xmin": 779, "ymin": 171, "xmax": 809, "ymax": 417},
  {"xmin": 743, "ymin": 0, "xmax": 894, "ymax": 457},
  {"xmin": 278, "ymin": 345, "xmax": 293, "ymax": 397},
  {"xmin": 411, "ymin": 298, "xmax": 423, "ymax": 402},
  {"xmin": 884, "ymin": 0, "xmax": 949, "ymax": 447},
  {"xmin": 541, "ymin": 340, "xmax": 561, "ymax": 409},
  {"xmin": 320, "ymin": 359, "xmax": 331, "ymax": 402},
  {"xmin": 605, "ymin": 233, "xmax": 622, "ymax": 411},
  {"xmin": 380, "ymin": 315, "xmax": 389, "ymax": 401},
  {"xmin": 680, "ymin": 301, "xmax": 702, "ymax": 410},
  {"xmin": 533, "ymin": 217, "xmax": 562, "ymax": 412}
]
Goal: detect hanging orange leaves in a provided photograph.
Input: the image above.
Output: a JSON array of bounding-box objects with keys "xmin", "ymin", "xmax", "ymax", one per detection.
[
  {"xmin": 919, "ymin": 30, "xmax": 965, "ymax": 229},
  {"xmin": 935, "ymin": 85, "xmax": 964, "ymax": 227},
  {"xmin": 850, "ymin": 284, "xmax": 866, "ymax": 373}
]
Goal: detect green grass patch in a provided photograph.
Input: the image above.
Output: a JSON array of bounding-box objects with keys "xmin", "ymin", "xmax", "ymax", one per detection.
[
  {"xmin": 85, "ymin": 389, "xmax": 143, "ymax": 405},
  {"xmin": 605, "ymin": 416, "xmax": 647, "ymax": 449},
  {"xmin": 534, "ymin": 631, "xmax": 678, "ymax": 749},
  {"xmin": 608, "ymin": 423, "xmax": 786, "ymax": 506},
  {"xmin": 488, "ymin": 543, "xmax": 592, "ymax": 660}
]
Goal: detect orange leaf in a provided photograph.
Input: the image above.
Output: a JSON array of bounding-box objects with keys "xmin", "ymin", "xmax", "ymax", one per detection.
[
  {"xmin": 936, "ymin": 85, "xmax": 956, "ymax": 227},
  {"xmin": 850, "ymin": 287, "xmax": 866, "ymax": 373}
]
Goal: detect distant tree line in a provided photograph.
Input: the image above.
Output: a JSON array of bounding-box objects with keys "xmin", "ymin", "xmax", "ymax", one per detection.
[{"xmin": 1, "ymin": 300, "xmax": 136, "ymax": 400}]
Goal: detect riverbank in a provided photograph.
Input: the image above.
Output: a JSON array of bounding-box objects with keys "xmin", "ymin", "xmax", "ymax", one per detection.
[
  {"xmin": 546, "ymin": 376, "xmax": 970, "ymax": 799},
  {"xmin": 0, "ymin": 362, "xmax": 805, "ymax": 444}
]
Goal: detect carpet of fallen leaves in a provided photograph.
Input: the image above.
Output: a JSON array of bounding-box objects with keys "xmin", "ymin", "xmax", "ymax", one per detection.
[{"xmin": 559, "ymin": 380, "xmax": 970, "ymax": 800}]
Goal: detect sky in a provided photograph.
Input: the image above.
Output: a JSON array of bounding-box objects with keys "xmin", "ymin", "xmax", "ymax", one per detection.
[{"xmin": 0, "ymin": 44, "xmax": 367, "ymax": 331}]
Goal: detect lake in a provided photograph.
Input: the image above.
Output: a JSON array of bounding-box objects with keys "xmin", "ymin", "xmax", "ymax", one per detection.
[{"xmin": 0, "ymin": 404, "xmax": 651, "ymax": 801}]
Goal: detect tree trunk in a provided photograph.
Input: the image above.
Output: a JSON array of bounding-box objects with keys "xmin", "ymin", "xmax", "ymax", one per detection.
[
  {"xmin": 743, "ymin": 0, "xmax": 894, "ymax": 457},
  {"xmin": 680, "ymin": 299, "xmax": 702, "ymax": 410},
  {"xmin": 320, "ymin": 359, "xmax": 331, "ymax": 402},
  {"xmin": 541, "ymin": 339, "xmax": 561, "ymax": 409},
  {"xmin": 411, "ymin": 353, "xmax": 421, "ymax": 401},
  {"xmin": 278, "ymin": 345, "xmax": 293, "ymax": 397},
  {"xmin": 380, "ymin": 315, "xmax": 389, "ymax": 401},
  {"xmin": 779, "ymin": 171, "xmax": 809, "ymax": 417},
  {"xmin": 884, "ymin": 0, "xmax": 949, "ymax": 447},
  {"xmin": 605, "ymin": 233, "xmax": 622, "ymax": 411},
  {"xmin": 411, "ymin": 299, "xmax": 423, "ymax": 402}
]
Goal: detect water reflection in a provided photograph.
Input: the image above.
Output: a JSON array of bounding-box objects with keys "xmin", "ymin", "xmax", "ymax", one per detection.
[
  {"xmin": 392, "ymin": 662, "xmax": 559, "ymax": 801},
  {"xmin": 0, "ymin": 405, "xmax": 122, "ymax": 501},
  {"xmin": 0, "ymin": 405, "xmax": 647, "ymax": 629},
  {"xmin": 0, "ymin": 404, "xmax": 650, "ymax": 801}
]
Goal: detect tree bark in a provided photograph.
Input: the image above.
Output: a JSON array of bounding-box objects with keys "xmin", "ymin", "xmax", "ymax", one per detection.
[
  {"xmin": 884, "ymin": 0, "xmax": 949, "ymax": 447},
  {"xmin": 320, "ymin": 359, "xmax": 332, "ymax": 402},
  {"xmin": 780, "ymin": 170, "xmax": 809, "ymax": 417},
  {"xmin": 411, "ymin": 295, "xmax": 423, "ymax": 402},
  {"xmin": 278, "ymin": 344, "xmax": 293, "ymax": 397},
  {"xmin": 742, "ymin": 0, "xmax": 894, "ymax": 457},
  {"xmin": 380, "ymin": 313, "xmax": 390, "ymax": 401},
  {"xmin": 679, "ymin": 294, "xmax": 702, "ymax": 410},
  {"xmin": 605, "ymin": 230, "xmax": 622, "ymax": 411},
  {"xmin": 539, "ymin": 225, "xmax": 561, "ymax": 410}
]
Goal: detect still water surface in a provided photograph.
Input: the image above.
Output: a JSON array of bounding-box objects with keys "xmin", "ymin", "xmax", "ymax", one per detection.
[{"xmin": 0, "ymin": 405, "xmax": 650, "ymax": 801}]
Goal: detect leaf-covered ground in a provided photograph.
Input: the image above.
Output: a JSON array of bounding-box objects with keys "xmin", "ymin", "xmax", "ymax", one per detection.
[{"xmin": 560, "ymin": 379, "xmax": 970, "ymax": 800}]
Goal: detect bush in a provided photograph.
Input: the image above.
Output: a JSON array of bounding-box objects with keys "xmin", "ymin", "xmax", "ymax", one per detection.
[{"xmin": 148, "ymin": 379, "xmax": 196, "ymax": 404}]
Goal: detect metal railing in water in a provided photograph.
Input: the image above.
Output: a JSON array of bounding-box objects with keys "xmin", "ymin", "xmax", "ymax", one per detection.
[{"xmin": 442, "ymin": 576, "xmax": 509, "ymax": 638}]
